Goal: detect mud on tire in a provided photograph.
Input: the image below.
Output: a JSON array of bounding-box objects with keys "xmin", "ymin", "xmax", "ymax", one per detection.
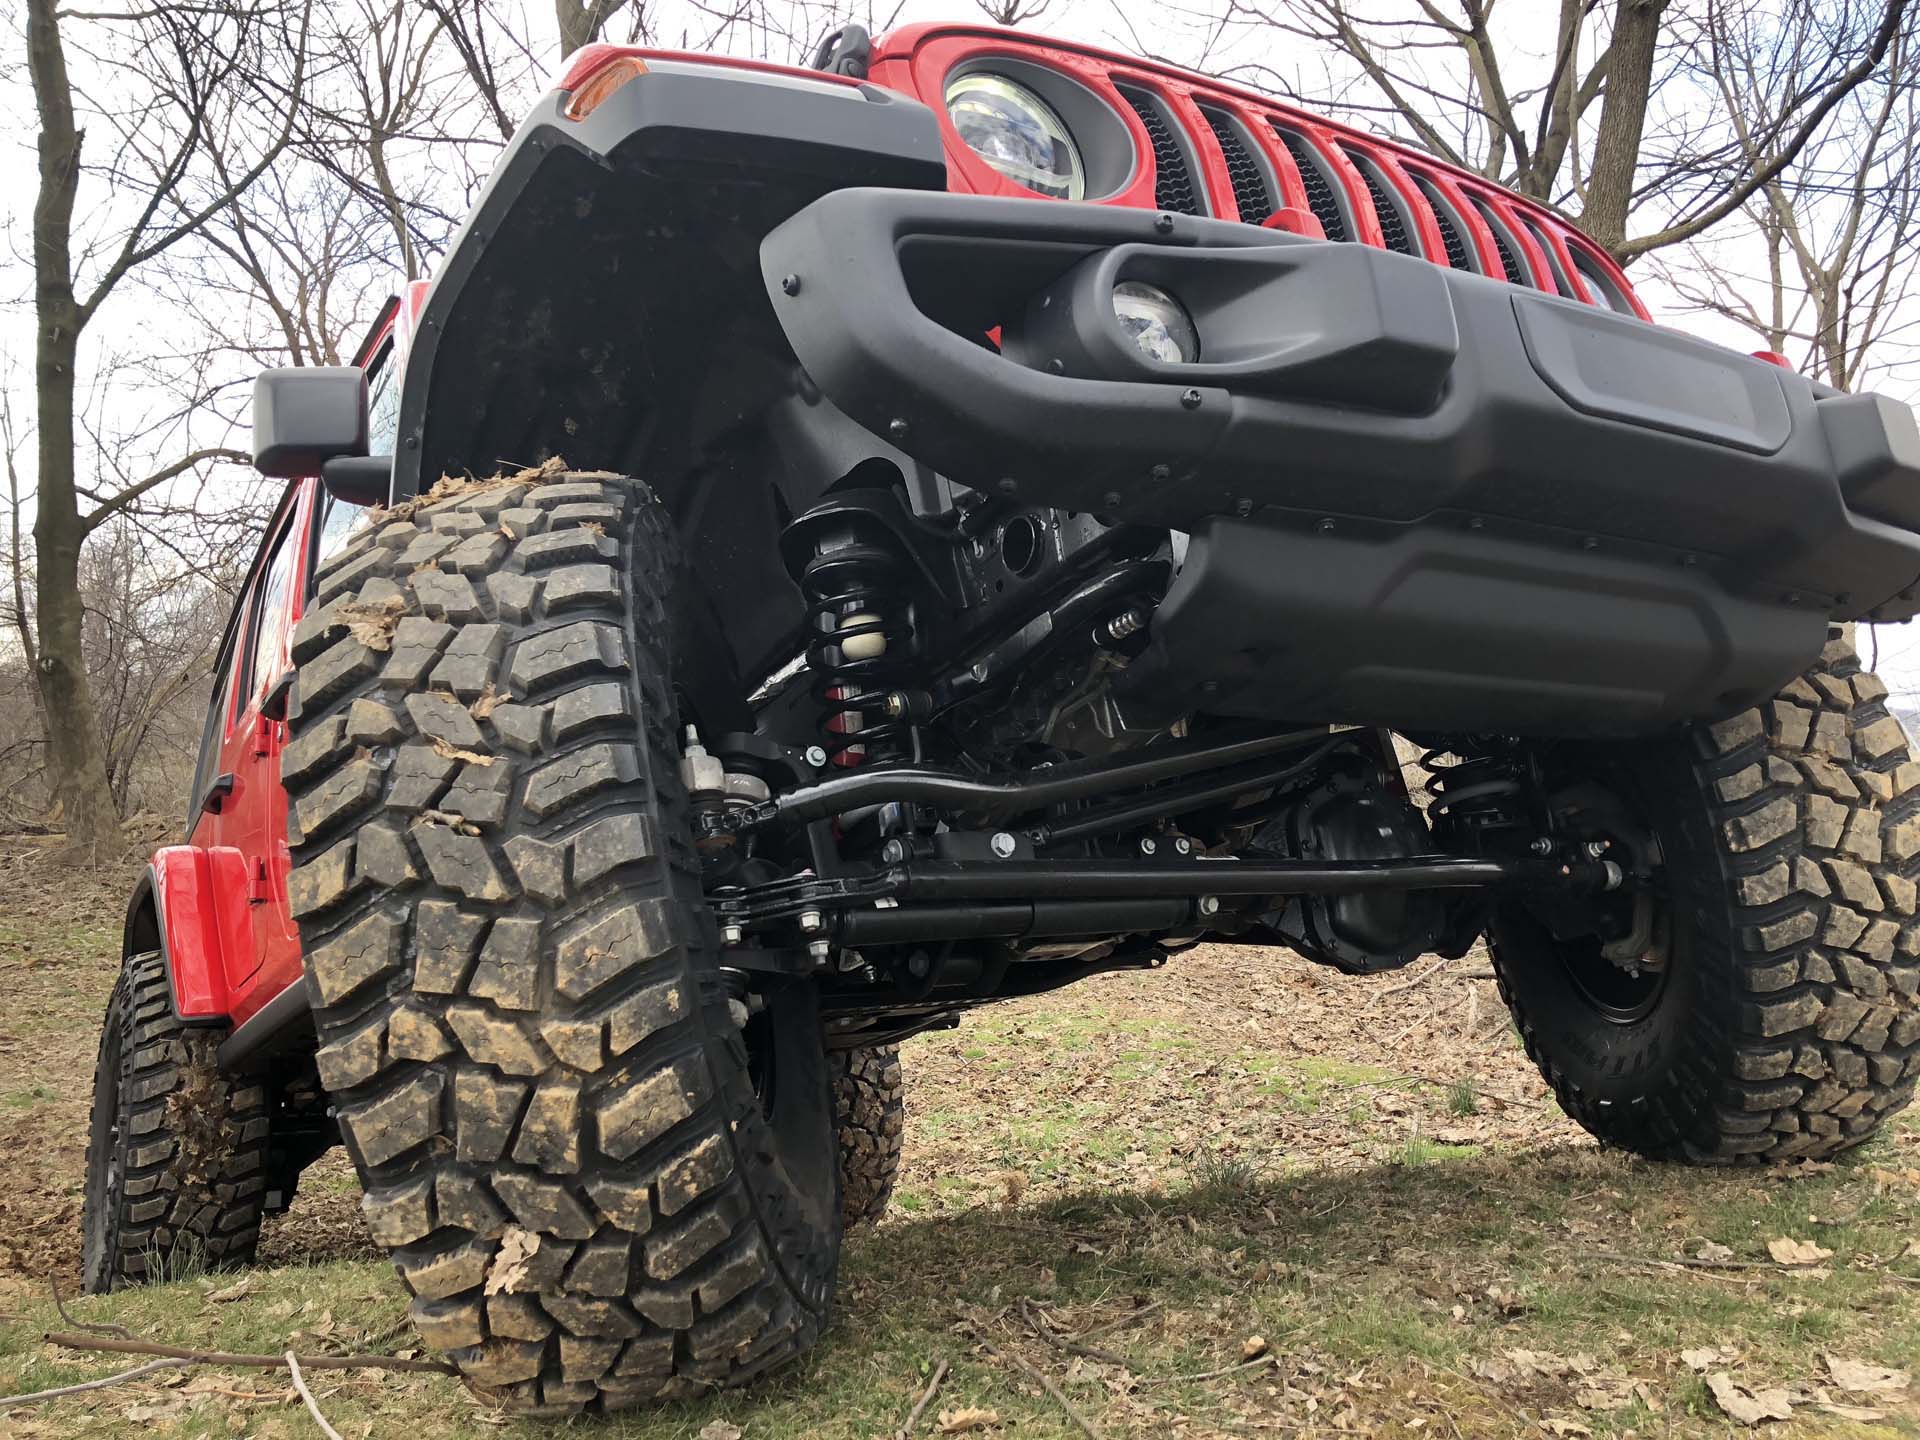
[
  {"xmin": 282, "ymin": 465, "xmax": 838, "ymax": 1411},
  {"xmin": 1491, "ymin": 631, "xmax": 1920, "ymax": 1162},
  {"xmin": 82, "ymin": 951, "xmax": 272, "ymax": 1291},
  {"xmin": 831, "ymin": 1045, "xmax": 904, "ymax": 1226}
]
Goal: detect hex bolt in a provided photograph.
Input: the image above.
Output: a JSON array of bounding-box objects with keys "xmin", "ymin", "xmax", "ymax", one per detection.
[
  {"xmin": 721, "ymin": 923, "xmax": 743, "ymax": 946},
  {"xmin": 1585, "ymin": 840, "xmax": 1610, "ymax": 858},
  {"xmin": 881, "ymin": 838, "xmax": 908, "ymax": 864},
  {"xmin": 1173, "ymin": 837, "xmax": 1192, "ymax": 855},
  {"xmin": 1155, "ymin": 212, "xmax": 1176, "ymax": 234},
  {"xmin": 798, "ymin": 909, "xmax": 824, "ymax": 935},
  {"xmin": 1234, "ymin": 499, "xmax": 1253, "ymax": 518},
  {"xmin": 804, "ymin": 745, "xmax": 828, "ymax": 769},
  {"xmin": 1198, "ymin": 895, "xmax": 1220, "ymax": 916},
  {"xmin": 888, "ymin": 417, "xmax": 910, "ymax": 442},
  {"xmin": 1180, "ymin": 387, "xmax": 1203, "ymax": 410},
  {"xmin": 991, "ymin": 831, "xmax": 1018, "ymax": 858},
  {"xmin": 1529, "ymin": 837, "xmax": 1554, "ymax": 855},
  {"xmin": 809, "ymin": 938, "xmax": 833, "ymax": 963},
  {"xmin": 1150, "ymin": 463, "xmax": 1171, "ymax": 482},
  {"xmin": 780, "ymin": 273, "xmax": 802, "ymax": 295},
  {"xmin": 1139, "ymin": 836, "xmax": 1158, "ymax": 856}
]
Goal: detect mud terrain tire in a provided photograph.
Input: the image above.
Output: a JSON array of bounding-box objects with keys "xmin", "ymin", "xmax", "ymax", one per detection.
[
  {"xmin": 82, "ymin": 951, "xmax": 271, "ymax": 1291},
  {"xmin": 832, "ymin": 1045, "xmax": 904, "ymax": 1225},
  {"xmin": 282, "ymin": 466, "xmax": 839, "ymax": 1411},
  {"xmin": 1491, "ymin": 631, "xmax": 1920, "ymax": 1162}
]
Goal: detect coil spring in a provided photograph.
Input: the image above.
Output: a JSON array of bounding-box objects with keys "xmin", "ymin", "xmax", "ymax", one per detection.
[
  {"xmin": 1420, "ymin": 748, "xmax": 1523, "ymax": 822},
  {"xmin": 802, "ymin": 536, "xmax": 915, "ymax": 767}
]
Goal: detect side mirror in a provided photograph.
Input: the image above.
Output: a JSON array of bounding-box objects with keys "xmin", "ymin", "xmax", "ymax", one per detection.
[{"xmin": 252, "ymin": 367, "xmax": 368, "ymax": 478}]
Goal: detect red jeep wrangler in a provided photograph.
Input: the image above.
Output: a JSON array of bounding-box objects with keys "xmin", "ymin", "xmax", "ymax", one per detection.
[{"xmin": 85, "ymin": 20, "xmax": 1920, "ymax": 1413}]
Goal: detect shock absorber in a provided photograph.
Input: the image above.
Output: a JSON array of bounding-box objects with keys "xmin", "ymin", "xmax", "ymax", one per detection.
[{"xmin": 800, "ymin": 525, "xmax": 918, "ymax": 767}]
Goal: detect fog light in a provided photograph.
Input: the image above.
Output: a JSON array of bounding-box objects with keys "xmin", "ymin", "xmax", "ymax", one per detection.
[{"xmin": 1113, "ymin": 281, "xmax": 1199, "ymax": 364}]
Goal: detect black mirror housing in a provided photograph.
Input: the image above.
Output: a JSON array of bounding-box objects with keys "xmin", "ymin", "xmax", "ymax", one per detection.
[{"xmin": 252, "ymin": 367, "xmax": 369, "ymax": 478}]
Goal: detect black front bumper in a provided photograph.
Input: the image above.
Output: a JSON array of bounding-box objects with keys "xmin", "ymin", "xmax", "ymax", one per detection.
[{"xmin": 762, "ymin": 188, "xmax": 1920, "ymax": 735}]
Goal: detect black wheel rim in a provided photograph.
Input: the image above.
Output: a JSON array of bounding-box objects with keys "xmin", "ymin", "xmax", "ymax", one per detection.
[{"xmin": 1557, "ymin": 930, "xmax": 1669, "ymax": 1024}]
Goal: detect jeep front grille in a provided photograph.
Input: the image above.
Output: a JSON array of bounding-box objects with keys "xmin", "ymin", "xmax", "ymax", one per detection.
[{"xmin": 1202, "ymin": 108, "xmax": 1273, "ymax": 224}]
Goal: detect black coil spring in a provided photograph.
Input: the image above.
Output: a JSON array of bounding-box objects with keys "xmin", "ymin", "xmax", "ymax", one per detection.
[
  {"xmin": 1420, "ymin": 749, "xmax": 1523, "ymax": 821},
  {"xmin": 802, "ymin": 540, "xmax": 915, "ymax": 767}
]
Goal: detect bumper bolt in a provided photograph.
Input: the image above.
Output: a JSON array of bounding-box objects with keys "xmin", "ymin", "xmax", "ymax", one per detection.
[
  {"xmin": 1198, "ymin": 895, "xmax": 1220, "ymax": 916},
  {"xmin": 881, "ymin": 838, "xmax": 908, "ymax": 864},
  {"xmin": 887, "ymin": 417, "xmax": 910, "ymax": 442},
  {"xmin": 1530, "ymin": 837, "xmax": 1554, "ymax": 855},
  {"xmin": 1180, "ymin": 387, "xmax": 1203, "ymax": 409},
  {"xmin": 990, "ymin": 831, "xmax": 1018, "ymax": 858},
  {"xmin": 1174, "ymin": 837, "xmax": 1192, "ymax": 855},
  {"xmin": 1155, "ymin": 212, "xmax": 1175, "ymax": 233},
  {"xmin": 780, "ymin": 273, "xmax": 801, "ymax": 295},
  {"xmin": 1140, "ymin": 836, "xmax": 1158, "ymax": 856},
  {"xmin": 804, "ymin": 744, "xmax": 828, "ymax": 769}
]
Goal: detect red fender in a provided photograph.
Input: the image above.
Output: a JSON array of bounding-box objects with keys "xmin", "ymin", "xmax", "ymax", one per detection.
[{"xmin": 131, "ymin": 845, "xmax": 253, "ymax": 1021}]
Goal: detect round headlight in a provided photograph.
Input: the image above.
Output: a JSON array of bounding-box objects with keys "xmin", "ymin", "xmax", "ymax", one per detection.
[
  {"xmin": 945, "ymin": 73, "xmax": 1084, "ymax": 201},
  {"xmin": 1113, "ymin": 281, "xmax": 1200, "ymax": 364}
]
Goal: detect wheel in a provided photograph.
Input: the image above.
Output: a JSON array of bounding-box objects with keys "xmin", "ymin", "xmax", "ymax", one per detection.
[
  {"xmin": 1490, "ymin": 631, "xmax": 1920, "ymax": 1163},
  {"xmin": 831, "ymin": 1045, "xmax": 904, "ymax": 1225},
  {"xmin": 81, "ymin": 952, "xmax": 272, "ymax": 1291},
  {"xmin": 281, "ymin": 465, "xmax": 839, "ymax": 1412}
]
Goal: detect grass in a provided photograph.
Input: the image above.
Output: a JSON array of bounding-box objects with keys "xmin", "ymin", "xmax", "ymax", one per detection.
[{"xmin": 1, "ymin": 876, "xmax": 1916, "ymax": 1436}]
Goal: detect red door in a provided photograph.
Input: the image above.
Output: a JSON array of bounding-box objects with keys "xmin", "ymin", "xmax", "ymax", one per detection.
[{"xmin": 217, "ymin": 488, "xmax": 312, "ymax": 1022}]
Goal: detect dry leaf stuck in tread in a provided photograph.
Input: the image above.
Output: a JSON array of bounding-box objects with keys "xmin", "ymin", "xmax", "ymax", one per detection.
[
  {"xmin": 429, "ymin": 735, "xmax": 496, "ymax": 767},
  {"xmin": 485, "ymin": 1226, "xmax": 541, "ymax": 1295},
  {"xmin": 1765, "ymin": 1236, "xmax": 1833, "ymax": 1265},
  {"xmin": 1705, "ymin": 1372, "xmax": 1794, "ymax": 1426},
  {"xmin": 1824, "ymin": 1355, "xmax": 1910, "ymax": 1394},
  {"xmin": 936, "ymin": 1407, "xmax": 1002, "ymax": 1433}
]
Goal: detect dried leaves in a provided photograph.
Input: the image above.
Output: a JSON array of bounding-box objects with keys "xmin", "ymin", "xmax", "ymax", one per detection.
[
  {"xmin": 935, "ymin": 1406, "xmax": 1002, "ymax": 1433},
  {"xmin": 1705, "ymin": 1372, "xmax": 1795, "ymax": 1426},
  {"xmin": 338, "ymin": 594, "xmax": 408, "ymax": 652},
  {"xmin": 1764, "ymin": 1236, "xmax": 1833, "ymax": 1266},
  {"xmin": 483, "ymin": 1227, "xmax": 539, "ymax": 1296}
]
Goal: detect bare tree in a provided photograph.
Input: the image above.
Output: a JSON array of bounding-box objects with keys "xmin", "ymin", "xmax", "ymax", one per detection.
[
  {"xmin": 1653, "ymin": 7, "xmax": 1920, "ymax": 392},
  {"xmin": 25, "ymin": 0, "xmax": 308, "ymax": 855}
]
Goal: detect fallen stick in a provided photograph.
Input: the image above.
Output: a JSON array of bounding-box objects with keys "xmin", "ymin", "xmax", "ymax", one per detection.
[
  {"xmin": 286, "ymin": 1350, "xmax": 344, "ymax": 1440},
  {"xmin": 1141, "ymin": 1354, "xmax": 1277, "ymax": 1386},
  {"xmin": 893, "ymin": 1359, "xmax": 949, "ymax": 1440},
  {"xmin": 1077, "ymin": 1301, "xmax": 1163, "ymax": 1340},
  {"xmin": 44, "ymin": 1331, "xmax": 458, "ymax": 1375},
  {"xmin": 48, "ymin": 1273, "xmax": 130, "ymax": 1339},
  {"xmin": 0, "ymin": 1357, "xmax": 195, "ymax": 1409},
  {"xmin": 1019, "ymin": 1298, "xmax": 1131, "ymax": 1369},
  {"xmin": 1000, "ymin": 1349, "xmax": 1106, "ymax": 1440}
]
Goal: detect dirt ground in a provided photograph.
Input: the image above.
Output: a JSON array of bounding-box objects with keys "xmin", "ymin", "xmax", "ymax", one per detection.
[{"xmin": 2, "ymin": 847, "xmax": 1917, "ymax": 1437}]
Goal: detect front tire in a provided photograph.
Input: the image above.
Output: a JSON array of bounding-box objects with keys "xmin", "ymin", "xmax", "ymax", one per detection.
[
  {"xmin": 81, "ymin": 952, "xmax": 271, "ymax": 1291},
  {"xmin": 1491, "ymin": 632, "xmax": 1920, "ymax": 1162},
  {"xmin": 282, "ymin": 467, "xmax": 839, "ymax": 1411}
]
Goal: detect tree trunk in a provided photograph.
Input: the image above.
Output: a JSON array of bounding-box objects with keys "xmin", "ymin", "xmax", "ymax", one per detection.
[
  {"xmin": 28, "ymin": 0, "xmax": 123, "ymax": 858},
  {"xmin": 1583, "ymin": 0, "xmax": 1670, "ymax": 255}
]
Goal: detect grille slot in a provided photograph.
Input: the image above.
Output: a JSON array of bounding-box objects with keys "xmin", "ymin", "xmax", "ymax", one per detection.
[
  {"xmin": 1413, "ymin": 179, "xmax": 1471, "ymax": 269},
  {"xmin": 1202, "ymin": 108, "xmax": 1273, "ymax": 223},
  {"xmin": 1272, "ymin": 125, "xmax": 1347, "ymax": 242},
  {"xmin": 1119, "ymin": 87, "xmax": 1200, "ymax": 215},
  {"xmin": 1347, "ymin": 152, "xmax": 1411, "ymax": 254},
  {"xmin": 1471, "ymin": 199, "xmax": 1527, "ymax": 285}
]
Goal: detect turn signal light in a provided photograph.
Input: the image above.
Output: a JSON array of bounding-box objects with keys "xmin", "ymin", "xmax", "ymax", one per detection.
[{"xmin": 564, "ymin": 56, "xmax": 647, "ymax": 120}]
